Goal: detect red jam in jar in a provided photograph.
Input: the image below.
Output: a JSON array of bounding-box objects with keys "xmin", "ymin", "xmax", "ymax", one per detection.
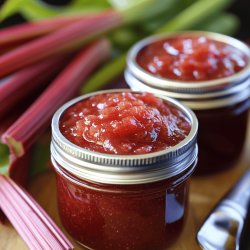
[
  {"xmin": 60, "ymin": 92, "xmax": 191, "ymax": 155},
  {"xmin": 194, "ymin": 100, "xmax": 249, "ymax": 174},
  {"xmin": 137, "ymin": 36, "xmax": 247, "ymax": 81},
  {"xmin": 126, "ymin": 32, "xmax": 250, "ymax": 175},
  {"xmin": 55, "ymin": 167, "xmax": 194, "ymax": 250},
  {"xmin": 51, "ymin": 90, "xmax": 198, "ymax": 250}
]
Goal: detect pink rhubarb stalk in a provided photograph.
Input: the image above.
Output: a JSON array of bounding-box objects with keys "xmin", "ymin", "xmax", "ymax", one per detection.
[
  {"xmin": 0, "ymin": 55, "xmax": 70, "ymax": 118},
  {"xmin": 0, "ymin": 175, "xmax": 73, "ymax": 249},
  {"xmin": 0, "ymin": 10, "xmax": 122, "ymax": 78},
  {"xmin": 0, "ymin": 43, "xmax": 27, "ymax": 55},
  {"xmin": 0, "ymin": 14, "xmax": 88, "ymax": 47},
  {"xmin": 2, "ymin": 38, "xmax": 111, "ymax": 159}
]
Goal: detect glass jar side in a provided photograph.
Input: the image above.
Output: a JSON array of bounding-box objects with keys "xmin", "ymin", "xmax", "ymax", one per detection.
[
  {"xmin": 53, "ymin": 159, "xmax": 196, "ymax": 250},
  {"xmin": 194, "ymin": 99, "xmax": 249, "ymax": 175}
]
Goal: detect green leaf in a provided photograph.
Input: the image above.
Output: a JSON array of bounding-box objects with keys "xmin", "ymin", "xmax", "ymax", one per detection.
[
  {"xmin": 0, "ymin": 143, "xmax": 9, "ymax": 176},
  {"xmin": 120, "ymin": 0, "xmax": 176, "ymax": 24},
  {"xmin": 21, "ymin": 0, "xmax": 110, "ymax": 21},
  {"xmin": 107, "ymin": 0, "xmax": 137, "ymax": 9},
  {"xmin": 0, "ymin": 0, "xmax": 28, "ymax": 21},
  {"xmin": 1, "ymin": 0, "xmax": 110, "ymax": 22},
  {"xmin": 73, "ymin": 0, "xmax": 109, "ymax": 7},
  {"xmin": 141, "ymin": 0, "xmax": 185, "ymax": 33}
]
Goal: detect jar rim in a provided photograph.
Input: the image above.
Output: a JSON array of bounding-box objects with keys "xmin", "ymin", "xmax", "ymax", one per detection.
[
  {"xmin": 125, "ymin": 69, "xmax": 250, "ymax": 110},
  {"xmin": 51, "ymin": 89, "xmax": 198, "ymax": 184},
  {"xmin": 127, "ymin": 31, "xmax": 250, "ymax": 93},
  {"xmin": 52, "ymin": 156, "xmax": 197, "ymax": 191}
]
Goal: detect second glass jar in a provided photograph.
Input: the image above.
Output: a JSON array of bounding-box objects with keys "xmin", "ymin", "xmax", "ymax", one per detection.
[{"xmin": 125, "ymin": 31, "xmax": 250, "ymax": 174}]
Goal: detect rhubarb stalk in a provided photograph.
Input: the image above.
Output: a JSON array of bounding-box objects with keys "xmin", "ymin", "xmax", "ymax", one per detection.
[
  {"xmin": 0, "ymin": 14, "xmax": 96, "ymax": 47},
  {"xmin": 0, "ymin": 55, "xmax": 70, "ymax": 118},
  {"xmin": 0, "ymin": 0, "xmax": 178, "ymax": 78},
  {"xmin": 0, "ymin": 10, "xmax": 121, "ymax": 78},
  {"xmin": 0, "ymin": 43, "xmax": 29, "ymax": 55},
  {"xmin": 156, "ymin": 0, "xmax": 233, "ymax": 33},
  {"xmin": 0, "ymin": 175, "xmax": 73, "ymax": 249},
  {"xmin": 2, "ymin": 38, "xmax": 111, "ymax": 160}
]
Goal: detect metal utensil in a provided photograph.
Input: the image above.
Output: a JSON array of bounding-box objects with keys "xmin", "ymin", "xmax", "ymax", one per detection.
[
  {"xmin": 197, "ymin": 169, "xmax": 250, "ymax": 250},
  {"xmin": 239, "ymin": 196, "xmax": 250, "ymax": 250}
]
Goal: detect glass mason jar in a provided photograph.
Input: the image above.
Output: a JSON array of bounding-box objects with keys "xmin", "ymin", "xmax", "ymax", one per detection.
[
  {"xmin": 125, "ymin": 31, "xmax": 250, "ymax": 175},
  {"xmin": 51, "ymin": 89, "xmax": 198, "ymax": 250}
]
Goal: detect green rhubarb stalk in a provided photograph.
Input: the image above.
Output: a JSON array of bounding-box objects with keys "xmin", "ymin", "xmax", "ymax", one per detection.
[
  {"xmin": 141, "ymin": 4, "xmax": 184, "ymax": 34},
  {"xmin": 0, "ymin": 0, "xmax": 110, "ymax": 21},
  {"xmin": 119, "ymin": 0, "xmax": 176, "ymax": 24},
  {"xmin": 156, "ymin": 0, "xmax": 233, "ymax": 33},
  {"xmin": 195, "ymin": 13, "xmax": 240, "ymax": 35},
  {"xmin": 82, "ymin": 53, "xmax": 127, "ymax": 93}
]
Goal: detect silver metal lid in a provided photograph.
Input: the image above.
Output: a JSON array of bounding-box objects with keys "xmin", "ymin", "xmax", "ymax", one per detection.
[
  {"xmin": 125, "ymin": 69, "xmax": 250, "ymax": 110},
  {"xmin": 126, "ymin": 31, "xmax": 250, "ymax": 109},
  {"xmin": 51, "ymin": 89, "xmax": 198, "ymax": 185}
]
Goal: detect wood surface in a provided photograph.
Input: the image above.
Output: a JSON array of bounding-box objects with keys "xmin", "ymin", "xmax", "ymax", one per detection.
[{"xmin": 0, "ymin": 114, "xmax": 249, "ymax": 250}]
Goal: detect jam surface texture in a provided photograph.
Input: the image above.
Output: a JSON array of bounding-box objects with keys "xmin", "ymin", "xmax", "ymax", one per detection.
[
  {"xmin": 137, "ymin": 36, "xmax": 247, "ymax": 81},
  {"xmin": 60, "ymin": 92, "xmax": 191, "ymax": 155}
]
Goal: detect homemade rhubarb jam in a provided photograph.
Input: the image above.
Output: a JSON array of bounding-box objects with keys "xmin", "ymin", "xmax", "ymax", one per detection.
[
  {"xmin": 126, "ymin": 31, "xmax": 250, "ymax": 175},
  {"xmin": 51, "ymin": 90, "xmax": 198, "ymax": 250},
  {"xmin": 136, "ymin": 35, "xmax": 247, "ymax": 81},
  {"xmin": 60, "ymin": 92, "xmax": 191, "ymax": 154}
]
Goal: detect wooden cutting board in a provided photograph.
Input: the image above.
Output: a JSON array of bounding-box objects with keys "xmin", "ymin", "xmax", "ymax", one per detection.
[{"xmin": 0, "ymin": 114, "xmax": 249, "ymax": 250}]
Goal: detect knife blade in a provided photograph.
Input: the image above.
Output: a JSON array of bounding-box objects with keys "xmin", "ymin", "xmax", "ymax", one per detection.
[{"xmin": 197, "ymin": 169, "xmax": 250, "ymax": 250}]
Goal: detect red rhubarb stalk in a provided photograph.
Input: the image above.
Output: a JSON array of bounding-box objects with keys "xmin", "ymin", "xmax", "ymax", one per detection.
[
  {"xmin": 0, "ymin": 55, "xmax": 70, "ymax": 118},
  {"xmin": 0, "ymin": 15, "xmax": 88, "ymax": 47},
  {"xmin": 2, "ymin": 38, "xmax": 111, "ymax": 158},
  {"xmin": 0, "ymin": 209, "xmax": 4, "ymax": 223},
  {"xmin": 0, "ymin": 190, "xmax": 42, "ymax": 249},
  {"xmin": 0, "ymin": 43, "xmax": 28, "ymax": 55},
  {"xmin": 0, "ymin": 10, "xmax": 122, "ymax": 78},
  {"xmin": 0, "ymin": 175, "xmax": 73, "ymax": 249}
]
